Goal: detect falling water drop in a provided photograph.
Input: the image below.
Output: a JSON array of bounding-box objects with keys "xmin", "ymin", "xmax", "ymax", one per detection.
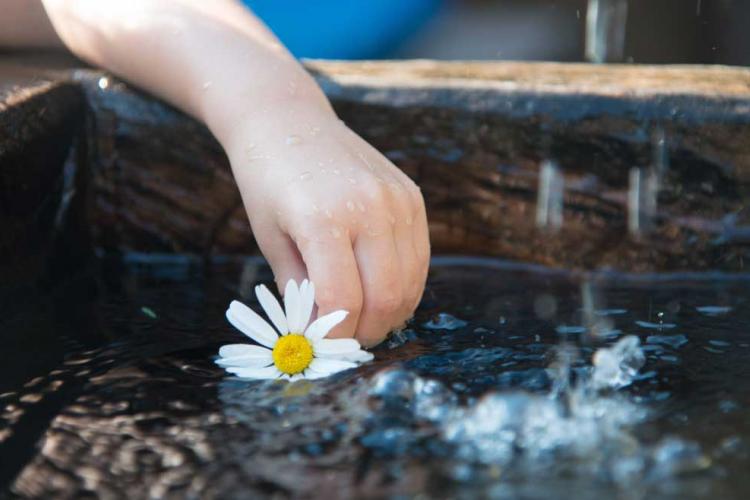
[
  {"xmin": 652, "ymin": 127, "xmax": 669, "ymax": 177},
  {"xmin": 535, "ymin": 160, "xmax": 564, "ymax": 231},
  {"xmin": 285, "ymin": 135, "xmax": 302, "ymax": 146},
  {"xmin": 585, "ymin": 0, "xmax": 628, "ymax": 63},
  {"xmin": 628, "ymin": 167, "xmax": 658, "ymax": 236}
]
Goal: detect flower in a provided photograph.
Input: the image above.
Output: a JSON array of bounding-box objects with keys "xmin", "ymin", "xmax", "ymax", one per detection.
[{"xmin": 216, "ymin": 279, "xmax": 374, "ymax": 381}]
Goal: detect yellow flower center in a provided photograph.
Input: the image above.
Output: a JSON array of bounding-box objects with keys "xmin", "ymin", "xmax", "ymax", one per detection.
[{"xmin": 272, "ymin": 334, "xmax": 313, "ymax": 375}]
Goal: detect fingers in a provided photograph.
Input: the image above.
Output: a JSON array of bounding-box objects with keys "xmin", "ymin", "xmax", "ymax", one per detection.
[
  {"xmin": 296, "ymin": 235, "xmax": 363, "ymax": 340},
  {"xmin": 388, "ymin": 184, "xmax": 423, "ymax": 324},
  {"xmin": 253, "ymin": 227, "xmax": 307, "ymax": 292},
  {"xmin": 353, "ymin": 222, "xmax": 405, "ymax": 347}
]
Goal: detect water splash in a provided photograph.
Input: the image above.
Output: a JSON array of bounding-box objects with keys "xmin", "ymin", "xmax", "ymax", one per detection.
[
  {"xmin": 585, "ymin": 0, "xmax": 629, "ymax": 63},
  {"xmin": 535, "ymin": 160, "xmax": 564, "ymax": 231}
]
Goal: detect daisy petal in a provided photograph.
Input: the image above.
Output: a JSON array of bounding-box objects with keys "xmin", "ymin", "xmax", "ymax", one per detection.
[
  {"xmin": 290, "ymin": 374, "xmax": 304, "ymax": 382},
  {"xmin": 325, "ymin": 349, "xmax": 374, "ymax": 363},
  {"xmin": 297, "ymin": 280, "xmax": 315, "ymax": 333},
  {"xmin": 309, "ymin": 357, "xmax": 358, "ymax": 375},
  {"xmin": 226, "ymin": 365, "xmax": 280, "ymax": 379},
  {"xmin": 303, "ymin": 369, "xmax": 329, "ymax": 380},
  {"xmin": 304, "ymin": 310, "xmax": 349, "ymax": 341},
  {"xmin": 255, "ymin": 284, "xmax": 289, "ymax": 335},
  {"xmin": 284, "ymin": 279, "xmax": 301, "ymax": 333},
  {"xmin": 215, "ymin": 355, "xmax": 272, "ymax": 368},
  {"xmin": 313, "ymin": 338, "xmax": 362, "ymax": 355},
  {"xmin": 227, "ymin": 302, "xmax": 278, "ymax": 348},
  {"xmin": 218, "ymin": 344, "xmax": 271, "ymax": 358}
]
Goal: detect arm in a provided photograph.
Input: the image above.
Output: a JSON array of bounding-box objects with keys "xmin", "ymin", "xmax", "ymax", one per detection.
[{"xmin": 2, "ymin": 0, "xmax": 430, "ymax": 346}]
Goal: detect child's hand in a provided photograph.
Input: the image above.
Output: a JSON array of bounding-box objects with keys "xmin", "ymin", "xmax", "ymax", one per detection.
[
  {"xmin": 225, "ymin": 108, "xmax": 430, "ymax": 347},
  {"xmin": 26, "ymin": 0, "xmax": 431, "ymax": 346}
]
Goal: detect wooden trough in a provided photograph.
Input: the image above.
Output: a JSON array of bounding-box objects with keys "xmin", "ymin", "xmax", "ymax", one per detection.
[{"xmin": 3, "ymin": 54, "xmax": 750, "ymax": 305}]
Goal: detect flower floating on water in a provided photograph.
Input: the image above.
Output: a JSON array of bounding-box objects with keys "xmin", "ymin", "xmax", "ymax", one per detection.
[{"xmin": 216, "ymin": 279, "xmax": 373, "ymax": 380}]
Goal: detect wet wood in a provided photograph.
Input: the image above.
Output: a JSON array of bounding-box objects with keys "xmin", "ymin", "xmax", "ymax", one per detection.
[
  {"xmin": 0, "ymin": 63, "xmax": 87, "ymax": 313},
  {"xmin": 3, "ymin": 55, "xmax": 750, "ymax": 272}
]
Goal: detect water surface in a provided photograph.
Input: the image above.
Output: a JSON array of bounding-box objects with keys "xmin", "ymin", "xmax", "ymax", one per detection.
[{"xmin": 2, "ymin": 256, "xmax": 749, "ymax": 499}]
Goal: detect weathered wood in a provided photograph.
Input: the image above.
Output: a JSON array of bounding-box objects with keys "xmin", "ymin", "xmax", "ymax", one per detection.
[
  {"xmin": 0, "ymin": 62, "xmax": 87, "ymax": 315},
  {"xmin": 3, "ymin": 56, "xmax": 750, "ymax": 272}
]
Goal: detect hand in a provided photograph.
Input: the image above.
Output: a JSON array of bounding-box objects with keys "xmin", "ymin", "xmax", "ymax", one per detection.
[{"xmin": 225, "ymin": 108, "xmax": 430, "ymax": 347}]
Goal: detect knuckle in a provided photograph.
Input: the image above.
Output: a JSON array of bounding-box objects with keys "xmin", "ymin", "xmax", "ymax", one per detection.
[{"xmin": 361, "ymin": 177, "xmax": 389, "ymax": 204}]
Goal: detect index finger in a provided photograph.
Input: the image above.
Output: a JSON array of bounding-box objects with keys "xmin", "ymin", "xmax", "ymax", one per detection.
[{"xmin": 296, "ymin": 233, "xmax": 363, "ymax": 339}]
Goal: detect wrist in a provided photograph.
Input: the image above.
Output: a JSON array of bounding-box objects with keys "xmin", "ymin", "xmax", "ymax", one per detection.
[{"xmin": 214, "ymin": 88, "xmax": 340, "ymax": 165}]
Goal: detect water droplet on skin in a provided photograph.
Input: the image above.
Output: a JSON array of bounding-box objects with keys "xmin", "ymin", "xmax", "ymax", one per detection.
[
  {"xmin": 389, "ymin": 182, "xmax": 402, "ymax": 193},
  {"xmin": 347, "ymin": 177, "xmax": 357, "ymax": 185},
  {"xmin": 324, "ymin": 209, "xmax": 333, "ymax": 219},
  {"xmin": 356, "ymin": 202, "xmax": 366, "ymax": 213},
  {"xmin": 286, "ymin": 135, "xmax": 302, "ymax": 146},
  {"xmin": 346, "ymin": 201, "xmax": 355, "ymax": 212},
  {"xmin": 202, "ymin": 81, "xmax": 212, "ymax": 91},
  {"xmin": 300, "ymin": 171, "xmax": 312, "ymax": 181},
  {"xmin": 330, "ymin": 227, "xmax": 342, "ymax": 239},
  {"xmin": 358, "ymin": 152, "xmax": 375, "ymax": 170},
  {"xmin": 310, "ymin": 126, "xmax": 321, "ymax": 136},
  {"xmin": 406, "ymin": 216, "xmax": 414, "ymax": 225},
  {"xmin": 368, "ymin": 227, "xmax": 383, "ymax": 237}
]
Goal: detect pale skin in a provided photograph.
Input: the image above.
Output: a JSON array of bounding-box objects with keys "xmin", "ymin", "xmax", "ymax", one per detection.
[{"xmin": 1, "ymin": 0, "xmax": 430, "ymax": 346}]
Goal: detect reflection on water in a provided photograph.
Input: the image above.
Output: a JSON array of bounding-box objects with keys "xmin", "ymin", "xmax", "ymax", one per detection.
[{"xmin": 2, "ymin": 255, "xmax": 750, "ymax": 498}]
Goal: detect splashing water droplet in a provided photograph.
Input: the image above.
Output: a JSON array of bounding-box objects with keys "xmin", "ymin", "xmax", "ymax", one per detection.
[
  {"xmin": 536, "ymin": 160, "xmax": 564, "ymax": 231},
  {"xmin": 285, "ymin": 135, "xmax": 302, "ymax": 146}
]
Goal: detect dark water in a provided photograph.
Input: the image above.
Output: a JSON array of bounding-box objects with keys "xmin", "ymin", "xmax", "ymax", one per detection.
[{"xmin": 2, "ymin": 255, "xmax": 749, "ymax": 499}]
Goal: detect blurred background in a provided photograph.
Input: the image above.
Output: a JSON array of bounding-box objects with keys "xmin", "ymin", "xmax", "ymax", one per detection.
[{"xmin": 244, "ymin": 0, "xmax": 750, "ymax": 65}]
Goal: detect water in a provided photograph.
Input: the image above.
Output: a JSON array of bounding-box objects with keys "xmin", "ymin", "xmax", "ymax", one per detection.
[
  {"xmin": 586, "ymin": 0, "xmax": 629, "ymax": 63},
  {"xmin": 2, "ymin": 255, "xmax": 750, "ymax": 498}
]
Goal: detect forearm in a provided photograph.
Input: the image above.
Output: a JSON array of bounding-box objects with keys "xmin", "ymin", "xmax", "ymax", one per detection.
[{"xmin": 37, "ymin": 0, "xmax": 333, "ymax": 147}]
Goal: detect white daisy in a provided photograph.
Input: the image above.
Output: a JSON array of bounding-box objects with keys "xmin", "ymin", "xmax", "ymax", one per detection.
[{"xmin": 216, "ymin": 279, "xmax": 374, "ymax": 381}]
